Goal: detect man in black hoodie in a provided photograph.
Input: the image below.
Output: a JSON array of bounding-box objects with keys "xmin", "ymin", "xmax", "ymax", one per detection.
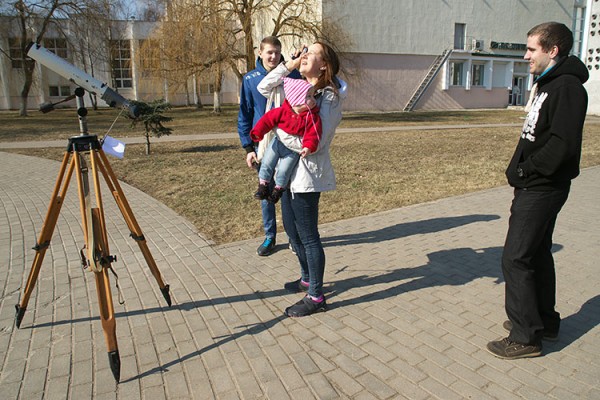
[{"xmin": 487, "ymin": 22, "xmax": 589, "ymax": 359}]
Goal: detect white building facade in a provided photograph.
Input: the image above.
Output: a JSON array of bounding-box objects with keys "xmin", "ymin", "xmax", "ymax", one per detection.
[
  {"xmin": 0, "ymin": 0, "xmax": 598, "ymax": 113},
  {"xmin": 0, "ymin": 18, "xmax": 239, "ymax": 112}
]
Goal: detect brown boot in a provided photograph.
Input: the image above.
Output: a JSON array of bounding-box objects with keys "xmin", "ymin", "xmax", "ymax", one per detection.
[
  {"xmin": 268, "ymin": 186, "xmax": 285, "ymax": 203},
  {"xmin": 254, "ymin": 183, "xmax": 269, "ymax": 200}
]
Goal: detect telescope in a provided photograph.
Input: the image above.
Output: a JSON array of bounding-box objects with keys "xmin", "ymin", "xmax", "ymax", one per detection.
[
  {"xmin": 26, "ymin": 42, "xmax": 139, "ymax": 118},
  {"xmin": 15, "ymin": 42, "xmax": 172, "ymax": 384}
]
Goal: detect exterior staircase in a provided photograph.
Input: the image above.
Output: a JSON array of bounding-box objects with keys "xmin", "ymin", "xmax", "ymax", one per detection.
[{"xmin": 403, "ymin": 49, "xmax": 453, "ymax": 112}]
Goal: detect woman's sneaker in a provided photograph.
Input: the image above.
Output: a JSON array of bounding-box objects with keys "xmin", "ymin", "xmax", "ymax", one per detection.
[
  {"xmin": 284, "ymin": 279, "xmax": 308, "ymax": 293},
  {"xmin": 285, "ymin": 295, "xmax": 327, "ymax": 317}
]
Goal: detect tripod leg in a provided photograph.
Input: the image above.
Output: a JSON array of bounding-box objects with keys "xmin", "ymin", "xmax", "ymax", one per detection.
[
  {"xmin": 91, "ymin": 208, "xmax": 120, "ymax": 383},
  {"xmin": 15, "ymin": 152, "xmax": 75, "ymax": 328},
  {"xmin": 95, "ymin": 149, "xmax": 172, "ymax": 306},
  {"xmin": 73, "ymin": 153, "xmax": 98, "ymax": 272}
]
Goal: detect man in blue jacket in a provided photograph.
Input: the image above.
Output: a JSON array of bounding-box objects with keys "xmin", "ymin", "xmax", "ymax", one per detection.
[
  {"xmin": 237, "ymin": 36, "xmax": 300, "ymax": 256},
  {"xmin": 487, "ymin": 22, "xmax": 588, "ymax": 359}
]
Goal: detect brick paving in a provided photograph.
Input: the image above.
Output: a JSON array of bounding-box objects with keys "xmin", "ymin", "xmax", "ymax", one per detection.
[{"xmin": 0, "ymin": 149, "xmax": 599, "ymax": 399}]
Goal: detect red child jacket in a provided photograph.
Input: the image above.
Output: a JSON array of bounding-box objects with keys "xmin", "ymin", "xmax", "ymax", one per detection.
[{"xmin": 250, "ymin": 99, "xmax": 322, "ymax": 153}]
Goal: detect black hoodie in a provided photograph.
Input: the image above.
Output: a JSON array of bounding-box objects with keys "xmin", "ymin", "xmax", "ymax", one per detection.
[{"xmin": 506, "ymin": 55, "xmax": 589, "ymax": 190}]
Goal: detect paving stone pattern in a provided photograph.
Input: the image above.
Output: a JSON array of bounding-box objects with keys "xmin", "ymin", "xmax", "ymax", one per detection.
[{"xmin": 0, "ymin": 151, "xmax": 599, "ymax": 399}]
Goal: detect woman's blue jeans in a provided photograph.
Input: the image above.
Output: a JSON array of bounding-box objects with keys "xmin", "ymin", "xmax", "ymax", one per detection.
[{"xmin": 281, "ymin": 190, "xmax": 325, "ymax": 298}]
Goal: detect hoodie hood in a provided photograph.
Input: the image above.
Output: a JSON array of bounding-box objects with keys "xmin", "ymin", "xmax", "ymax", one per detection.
[
  {"xmin": 536, "ymin": 55, "xmax": 589, "ymax": 86},
  {"xmin": 255, "ymin": 57, "xmax": 268, "ymax": 75},
  {"xmin": 337, "ymin": 77, "xmax": 348, "ymax": 100}
]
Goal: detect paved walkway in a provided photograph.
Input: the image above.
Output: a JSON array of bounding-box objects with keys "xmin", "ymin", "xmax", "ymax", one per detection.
[{"xmin": 0, "ymin": 150, "xmax": 599, "ymax": 399}]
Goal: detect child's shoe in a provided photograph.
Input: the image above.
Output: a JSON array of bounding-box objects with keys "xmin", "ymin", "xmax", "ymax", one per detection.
[
  {"xmin": 269, "ymin": 186, "xmax": 285, "ymax": 203},
  {"xmin": 254, "ymin": 183, "xmax": 269, "ymax": 200}
]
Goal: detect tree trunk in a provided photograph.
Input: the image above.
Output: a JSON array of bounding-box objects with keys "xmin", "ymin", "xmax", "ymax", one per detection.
[
  {"xmin": 19, "ymin": 65, "xmax": 34, "ymax": 117},
  {"xmin": 245, "ymin": 30, "xmax": 255, "ymax": 71},
  {"xmin": 212, "ymin": 64, "xmax": 223, "ymax": 114},
  {"xmin": 212, "ymin": 91, "xmax": 221, "ymax": 114},
  {"xmin": 145, "ymin": 132, "xmax": 151, "ymax": 155},
  {"xmin": 193, "ymin": 74, "xmax": 203, "ymax": 110}
]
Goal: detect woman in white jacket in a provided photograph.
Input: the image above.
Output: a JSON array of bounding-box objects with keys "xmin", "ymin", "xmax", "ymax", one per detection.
[{"xmin": 258, "ymin": 41, "xmax": 347, "ymax": 317}]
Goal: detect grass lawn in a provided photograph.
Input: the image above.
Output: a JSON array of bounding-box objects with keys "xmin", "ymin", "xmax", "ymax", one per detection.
[{"xmin": 1, "ymin": 106, "xmax": 599, "ymax": 244}]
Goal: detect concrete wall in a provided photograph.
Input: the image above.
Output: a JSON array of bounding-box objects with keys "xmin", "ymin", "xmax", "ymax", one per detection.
[
  {"xmin": 342, "ymin": 53, "xmax": 435, "ymax": 111},
  {"xmin": 584, "ymin": 0, "xmax": 600, "ymax": 115},
  {"xmin": 326, "ymin": 0, "xmax": 575, "ymax": 55}
]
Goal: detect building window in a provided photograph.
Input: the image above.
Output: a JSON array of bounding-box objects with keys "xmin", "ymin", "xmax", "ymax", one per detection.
[
  {"xmin": 450, "ymin": 61, "xmax": 464, "ymax": 86},
  {"xmin": 49, "ymin": 86, "xmax": 71, "ymax": 97},
  {"xmin": 198, "ymin": 83, "xmax": 215, "ymax": 94},
  {"xmin": 110, "ymin": 40, "xmax": 132, "ymax": 89},
  {"xmin": 471, "ymin": 64, "xmax": 485, "ymax": 86},
  {"xmin": 9, "ymin": 38, "xmax": 25, "ymax": 68},
  {"xmin": 43, "ymin": 38, "xmax": 68, "ymax": 59},
  {"xmin": 454, "ymin": 23, "xmax": 466, "ymax": 50},
  {"xmin": 572, "ymin": 2, "xmax": 586, "ymax": 57}
]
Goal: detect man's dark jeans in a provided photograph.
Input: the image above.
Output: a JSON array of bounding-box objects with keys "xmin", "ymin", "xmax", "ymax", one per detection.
[{"xmin": 502, "ymin": 187, "xmax": 569, "ymax": 345}]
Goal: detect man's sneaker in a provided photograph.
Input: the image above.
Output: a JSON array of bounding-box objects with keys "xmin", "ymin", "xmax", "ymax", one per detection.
[
  {"xmin": 257, "ymin": 237, "xmax": 275, "ymax": 256},
  {"xmin": 268, "ymin": 186, "xmax": 285, "ymax": 204},
  {"xmin": 502, "ymin": 320, "xmax": 559, "ymax": 342},
  {"xmin": 289, "ymin": 242, "xmax": 296, "ymax": 255},
  {"xmin": 284, "ymin": 279, "xmax": 308, "ymax": 293},
  {"xmin": 487, "ymin": 337, "xmax": 542, "ymax": 359},
  {"xmin": 254, "ymin": 183, "xmax": 269, "ymax": 200},
  {"xmin": 285, "ymin": 296, "xmax": 327, "ymax": 317}
]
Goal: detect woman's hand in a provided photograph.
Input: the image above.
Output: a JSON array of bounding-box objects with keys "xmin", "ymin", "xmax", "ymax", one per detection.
[
  {"xmin": 300, "ymin": 147, "xmax": 312, "ymax": 158},
  {"xmin": 286, "ymin": 45, "xmax": 307, "ymax": 72}
]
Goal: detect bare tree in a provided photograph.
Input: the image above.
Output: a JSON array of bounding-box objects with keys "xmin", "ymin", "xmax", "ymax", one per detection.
[
  {"xmin": 139, "ymin": 0, "xmax": 235, "ymax": 113},
  {"xmin": 139, "ymin": 0, "xmax": 353, "ymax": 112},
  {"xmin": 64, "ymin": 1, "xmax": 128, "ymax": 109},
  {"xmin": 223, "ymin": 0, "xmax": 353, "ymax": 78},
  {"xmin": 138, "ymin": 0, "xmax": 166, "ymax": 22}
]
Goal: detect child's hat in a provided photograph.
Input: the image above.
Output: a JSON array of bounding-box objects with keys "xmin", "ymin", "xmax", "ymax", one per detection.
[{"xmin": 283, "ymin": 78, "xmax": 313, "ymax": 107}]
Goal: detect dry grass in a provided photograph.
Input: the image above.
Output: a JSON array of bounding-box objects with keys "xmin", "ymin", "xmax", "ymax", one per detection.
[
  {"xmin": 1, "ymin": 107, "xmax": 599, "ymax": 244},
  {"xmin": 0, "ymin": 106, "xmax": 527, "ymax": 141}
]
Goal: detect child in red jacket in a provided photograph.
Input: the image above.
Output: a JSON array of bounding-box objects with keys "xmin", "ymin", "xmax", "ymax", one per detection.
[{"xmin": 250, "ymin": 77, "xmax": 322, "ymax": 203}]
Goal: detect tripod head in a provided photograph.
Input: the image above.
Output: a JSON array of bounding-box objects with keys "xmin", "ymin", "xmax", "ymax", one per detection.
[{"xmin": 26, "ymin": 42, "xmax": 139, "ymax": 118}]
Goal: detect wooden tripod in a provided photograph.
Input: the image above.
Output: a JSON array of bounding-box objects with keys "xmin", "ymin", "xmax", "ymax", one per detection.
[{"xmin": 14, "ymin": 94, "xmax": 172, "ymax": 383}]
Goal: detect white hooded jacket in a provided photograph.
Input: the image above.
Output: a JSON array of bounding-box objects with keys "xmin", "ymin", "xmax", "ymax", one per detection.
[{"xmin": 258, "ymin": 63, "xmax": 347, "ymax": 193}]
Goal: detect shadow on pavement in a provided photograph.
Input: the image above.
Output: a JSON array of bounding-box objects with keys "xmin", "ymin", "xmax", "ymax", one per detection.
[
  {"xmin": 544, "ymin": 294, "xmax": 600, "ymax": 354},
  {"xmin": 321, "ymin": 214, "xmax": 501, "ymax": 247},
  {"xmin": 326, "ymin": 246, "xmax": 504, "ymax": 309}
]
